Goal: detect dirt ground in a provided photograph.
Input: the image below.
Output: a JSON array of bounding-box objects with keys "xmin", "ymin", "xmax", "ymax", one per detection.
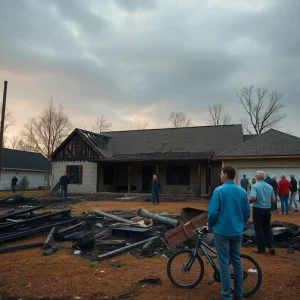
[{"xmin": 0, "ymin": 200, "xmax": 300, "ymax": 300}]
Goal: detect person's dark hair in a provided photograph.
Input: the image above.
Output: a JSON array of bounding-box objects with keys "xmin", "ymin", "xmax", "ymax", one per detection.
[
  {"xmin": 222, "ymin": 166, "xmax": 236, "ymax": 180},
  {"xmin": 243, "ymin": 174, "xmax": 246, "ymax": 177}
]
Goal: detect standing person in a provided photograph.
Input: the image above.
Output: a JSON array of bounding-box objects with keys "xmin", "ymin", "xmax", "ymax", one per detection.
[
  {"xmin": 60, "ymin": 172, "xmax": 70, "ymax": 199},
  {"xmin": 248, "ymin": 177, "xmax": 256, "ymax": 194},
  {"xmin": 264, "ymin": 173, "xmax": 272, "ymax": 185},
  {"xmin": 11, "ymin": 176, "xmax": 18, "ymax": 193},
  {"xmin": 277, "ymin": 174, "xmax": 291, "ymax": 215},
  {"xmin": 240, "ymin": 174, "xmax": 249, "ymax": 192},
  {"xmin": 298, "ymin": 180, "xmax": 300, "ymax": 203},
  {"xmin": 208, "ymin": 166, "xmax": 250, "ymax": 300},
  {"xmin": 269, "ymin": 176, "xmax": 278, "ymax": 211},
  {"xmin": 150, "ymin": 175, "xmax": 160, "ymax": 205},
  {"xmin": 289, "ymin": 174, "xmax": 299, "ymax": 212},
  {"xmin": 250, "ymin": 171, "xmax": 276, "ymax": 254}
]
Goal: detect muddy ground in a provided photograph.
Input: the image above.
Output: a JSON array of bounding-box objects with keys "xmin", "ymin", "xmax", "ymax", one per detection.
[{"xmin": 0, "ymin": 199, "xmax": 300, "ymax": 300}]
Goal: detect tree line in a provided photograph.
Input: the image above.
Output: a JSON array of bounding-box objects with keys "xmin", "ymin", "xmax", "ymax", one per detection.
[{"xmin": 2, "ymin": 85, "xmax": 286, "ymax": 157}]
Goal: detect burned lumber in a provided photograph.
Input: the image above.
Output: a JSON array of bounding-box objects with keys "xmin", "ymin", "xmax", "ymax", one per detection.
[
  {"xmin": 43, "ymin": 245, "xmax": 60, "ymax": 256},
  {"xmin": 43, "ymin": 227, "xmax": 56, "ymax": 249},
  {"xmin": 0, "ymin": 206, "xmax": 44, "ymax": 222},
  {"xmin": 94, "ymin": 228, "xmax": 110, "ymax": 239},
  {"xmin": 0, "ymin": 219, "xmax": 77, "ymax": 244},
  {"xmin": 73, "ymin": 232, "xmax": 95, "ymax": 251},
  {"xmin": 0, "ymin": 242, "xmax": 43, "ymax": 254},
  {"xmin": 56, "ymin": 221, "xmax": 88, "ymax": 241},
  {"xmin": 0, "ymin": 209, "xmax": 71, "ymax": 232},
  {"xmin": 94, "ymin": 210, "xmax": 138, "ymax": 226},
  {"xmin": 97, "ymin": 236, "xmax": 159, "ymax": 261},
  {"xmin": 138, "ymin": 208, "xmax": 179, "ymax": 227},
  {"xmin": 95, "ymin": 240, "xmax": 126, "ymax": 247}
]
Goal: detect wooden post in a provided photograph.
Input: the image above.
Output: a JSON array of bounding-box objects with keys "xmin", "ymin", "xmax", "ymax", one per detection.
[
  {"xmin": 198, "ymin": 163, "xmax": 201, "ymax": 195},
  {"xmin": 128, "ymin": 164, "xmax": 131, "ymax": 193},
  {"xmin": 156, "ymin": 164, "xmax": 159, "ymax": 176},
  {"xmin": 0, "ymin": 81, "xmax": 8, "ymax": 184}
]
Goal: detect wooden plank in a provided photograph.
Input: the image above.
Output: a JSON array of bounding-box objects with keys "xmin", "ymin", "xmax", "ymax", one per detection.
[
  {"xmin": 198, "ymin": 163, "xmax": 201, "ymax": 193},
  {"xmin": 95, "ymin": 240, "xmax": 126, "ymax": 246},
  {"xmin": 94, "ymin": 229, "xmax": 110, "ymax": 239},
  {"xmin": 0, "ymin": 242, "xmax": 43, "ymax": 254},
  {"xmin": 43, "ymin": 227, "xmax": 56, "ymax": 248},
  {"xmin": 0, "ymin": 206, "xmax": 44, "ymax": 222},
  {"xmin": 97, "ymin": 236, "xmax": 159, "ymax": 261},
  {"xmin": 94, "ymin": 210, "xmax": 138, "ymax": 226}
]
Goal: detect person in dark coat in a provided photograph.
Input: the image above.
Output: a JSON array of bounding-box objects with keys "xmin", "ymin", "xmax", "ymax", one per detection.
[
  {"xmin": 60, "ymin": 172, "xmax": 70, "ymax": 199},
  {"xmin": 240, "ymin": 174, "xmax": 249, "ymax": 192},
  {"xmin": 150, "ymin": 175, "xmax": 160, "ymax": 205},
  {"xmin": 269, "ymin": 176, "xmax": 278, "ymax": 211},
  {"xmin": 289, "ymin": 174, "xmax": 298, "ymax": 212},
  {"xmin": 264, "ymin": 173, "xmax": 272, "ymax": 185},
  {"xmin": 11, "ymin": 176, "xmax": 18, "ymax": 193}
]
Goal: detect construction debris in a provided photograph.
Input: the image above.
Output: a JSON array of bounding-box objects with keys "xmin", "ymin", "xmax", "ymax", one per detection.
[{"xmin": 138, "ymin": 208, "xmax": 180, "ymax": 227}]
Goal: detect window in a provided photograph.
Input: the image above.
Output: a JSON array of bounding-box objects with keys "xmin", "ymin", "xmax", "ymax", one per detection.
[
  {"xmin": 166, "ymin": 166, "xmax": 190, "ymax": 185},
  {"xmin": 104, "ymin": 166, "xmax": 114, "ymax": 185},
  {"xmin": 66, "ymin": 165, "xmax": 83, "ymax": 184}
]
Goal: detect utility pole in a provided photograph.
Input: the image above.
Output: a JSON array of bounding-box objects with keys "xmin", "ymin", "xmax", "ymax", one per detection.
[{"xmin": 0, "ymin": 81, "xmax": 8, "ymax": 186}]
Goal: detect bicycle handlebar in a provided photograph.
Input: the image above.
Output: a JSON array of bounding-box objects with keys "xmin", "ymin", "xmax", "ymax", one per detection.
[{"xmin": 195, "ymin": 226, "xmax": 208, "ymax": 234}]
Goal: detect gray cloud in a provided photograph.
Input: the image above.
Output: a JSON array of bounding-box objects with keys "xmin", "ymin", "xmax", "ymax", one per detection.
[{"xmin": 0, "ymin": 0, "xmax": 299, "ymax": 136}]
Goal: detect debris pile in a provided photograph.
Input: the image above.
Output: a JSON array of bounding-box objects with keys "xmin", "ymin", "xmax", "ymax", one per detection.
[
  {"xmin": 0, "ymin": 206, "xmax": 208, "ymax": 261},
  {"xmin": 242, "ymin": 220, "xmax": 300, "ymax": 251}
]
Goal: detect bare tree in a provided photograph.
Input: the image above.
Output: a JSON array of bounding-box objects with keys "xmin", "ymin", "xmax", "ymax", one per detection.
[
  {"xmin": 132, "ymin": 121, "xmax": 149, "ymax": 130},
  {"xmin": 237, "ymin": 85, "xmax": 286, "ymax": 135},
  {"xmin": 169, "ymin": 112, "xmax": 191, "ymax": 128},
  {"xmin": 208, "ymin": 104, "xmax": 232, "ymax": 125},
  {"xmin": 0, "ymin": 110, "xmax": 16, "ymax": 134},
  {"xmin": 22, "ymin": 99, "xmax": 73, "ymax": 157},
  {"xmin": 92, "ymin": 116, "xmax": 112, "ymax": 133},
  {"xmin": 8, "ymin": 136, "xmax": 31, "ymax": 151}
]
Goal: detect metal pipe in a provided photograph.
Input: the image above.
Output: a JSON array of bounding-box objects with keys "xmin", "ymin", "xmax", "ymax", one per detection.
[{"xmin": 138, "ymin": 208, "xmax": 179, "ymax": 227}]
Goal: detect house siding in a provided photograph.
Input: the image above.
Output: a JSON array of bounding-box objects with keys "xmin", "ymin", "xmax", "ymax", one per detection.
[
  {"xmin": 222, "ymin": 158, "xmax": 300, "ymax": 184},
  {"xmin": 1, "ymin": 170, "xmax": 50, "ymax": 190},
  {"xmin": 52, "ymin": 161, "xmax": 97, "ymax": 193}
]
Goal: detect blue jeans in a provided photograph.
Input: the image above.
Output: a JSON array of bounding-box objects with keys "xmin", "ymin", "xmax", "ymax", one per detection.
[
  {"xmin": 280, "ymin": 194, "xmax": 289, "ymax": 213},
  {"xmin": 289, "ymin": 192, "xmax": 299, "ymax": 210},
  {"xmin": 214, "ymin": 233, "xmax": 243, "ymax": 300},
  {"xmin": 60, "ymin": 185, "xmax": 68, "ymax": 199},
  {"xmin": 151, "ymin": 190, "xmax": 159, "ymax": 204}
]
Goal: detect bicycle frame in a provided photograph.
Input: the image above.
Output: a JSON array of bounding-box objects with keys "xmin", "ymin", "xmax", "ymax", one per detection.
[{"xmin": 184, "ymin": 237, "xmax": 220, "ymax": 276}]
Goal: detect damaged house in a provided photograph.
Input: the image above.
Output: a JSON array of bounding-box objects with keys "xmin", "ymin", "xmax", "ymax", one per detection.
[{"xmin": 48, "ymin": 125, "xmax": 300, "ymax": 195}]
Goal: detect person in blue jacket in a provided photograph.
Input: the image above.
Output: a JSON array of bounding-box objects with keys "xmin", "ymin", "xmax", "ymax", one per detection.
[{"xmin": 208, "ymin": 166, "xmax": 250, "ymax": 300}]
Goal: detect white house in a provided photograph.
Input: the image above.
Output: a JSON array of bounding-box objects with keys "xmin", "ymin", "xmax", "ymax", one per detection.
[{"xmin": 0, "ymin": 148, "xmax": 51, "ymax": 190}]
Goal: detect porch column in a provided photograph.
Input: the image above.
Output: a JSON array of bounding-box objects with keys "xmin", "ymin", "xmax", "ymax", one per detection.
[
  {"xmin": 198, "ymin": 163, "xmax": 201, "ymax": 195},
  {"xmin": 128, "ymin": 164, "xmax": 131, "ymax": 193},
  {"xmin": 156, "ymin": 163, "xmax": 159, "ymax": 176}
]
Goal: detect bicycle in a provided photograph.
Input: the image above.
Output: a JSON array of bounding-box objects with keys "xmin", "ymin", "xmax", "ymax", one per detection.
[{"xmin": 167, "ymin": 226, "xmax": 262, "ymax": 297}]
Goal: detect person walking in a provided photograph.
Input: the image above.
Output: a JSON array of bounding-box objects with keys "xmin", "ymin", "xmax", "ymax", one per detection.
[
  {"xmin": 208, "ymin": 166, "xmax": 250, "ymax": 300},
  {"xmin": 248, "ymin": 177, "xmax": 256, "ymax": 194},
  {"xmin": 269, "ymin": 176, "xmax": 278, "ymax": 211},
  {"xmin": 150, "ymin": 175, "xmax": 160, "ymax": 205},
  {"xmin": 11, "ymin": 176, "xmax": 18, "ymax": 193},
  {"xmin": 277, "ymin": 174, "xmax": 291, "ymax": 215},
  {"xmin": 289, "ymin": 174, "xmax": 299, "ymax": 212},
  {"xmin": 250, "ymin": 170, "xmax": 276, "ymax": 255},
  {"xmin": 60, "ymin": 172, "xmax": 70, "ymax": 199},
  {"xmin": 240, "ymin": 174, "xmax": 249, "ymax": 192},
  {"xmin": 264, "ymin": 173, "xmax": 272, "ymax": 185}
]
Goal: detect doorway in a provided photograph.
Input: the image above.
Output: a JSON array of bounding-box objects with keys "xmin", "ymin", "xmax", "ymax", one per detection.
[{"xmin": 142, "ymin": 165, "xmax": 155, "ymax": 192}]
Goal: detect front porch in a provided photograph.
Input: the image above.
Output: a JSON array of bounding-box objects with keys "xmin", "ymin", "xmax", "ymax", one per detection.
[{"xmin": 96, "ymin": 160, "xmax": 221, "ymax": 195}]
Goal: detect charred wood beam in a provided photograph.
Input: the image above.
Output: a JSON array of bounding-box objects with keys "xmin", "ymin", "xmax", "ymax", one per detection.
[
  {"xmin": 0, "ymin": 242, "xmax": 43, "ymax": 254},
  {"xmin": 0, "ymin": 209, "xmax": 71, "ymax": 232},
  {"xmin": 97, "ymin": 236, "xmax": 159, "ymax": 261},
  {"xmin": 0, "ymin": 219, "xmax": 77, "ymax": 244},
  {"xmin": 43, "ymin": 227, "xmax": 56, "ymax": 249},
  {"xmin": 138, "ymin": 208, "xmax": 179, "ymax": 227},
  {"xmin": 55, "ymin": 221, "xmax": 88, "ymax": 241},
  {"xmin": 0, "ymin": 206, "xmax": 44, "ymax": 222},
  {"xmin": 93, "ymin": 210, "xmax": 138, "ymax": 226}
]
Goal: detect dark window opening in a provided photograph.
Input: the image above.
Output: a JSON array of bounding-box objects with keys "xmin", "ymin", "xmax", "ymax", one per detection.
[
  {"xmin": 166, "ymin": 166, "xmax": 190, "ymax": 185},
  {"xmin": 104, "ymin": 167, "xmax": 114, "ymax": 185},
  {"xmin": 66, "ymin": 165, "xmax": 83, "ymax": 184}
]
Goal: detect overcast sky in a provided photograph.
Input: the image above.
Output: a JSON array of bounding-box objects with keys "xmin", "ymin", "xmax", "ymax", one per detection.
[{"xmin": 1, "ymin": 0, "xmax": 300, "ymax": 139}]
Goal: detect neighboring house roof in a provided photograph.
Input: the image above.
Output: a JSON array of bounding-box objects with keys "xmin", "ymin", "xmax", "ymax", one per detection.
[
  {"xmin": 243, "ymin": 134, "xmax": 257, "ymax": 142},
  {"xmin": 217, "ymin": 129, "xmax": 300, "ymax": 158},
  {"xmin": 3, "ymin": 148, "xmax": 51, "ymax": 171}
]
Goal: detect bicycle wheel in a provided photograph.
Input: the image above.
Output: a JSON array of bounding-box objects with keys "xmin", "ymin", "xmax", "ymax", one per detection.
[
  {"xmin": 167, "ymin": 249, "xmax": 204, "ymax": 288},
  {"xmin": 230, "ymin": 254, "xmax": 262, "ymax": 297}
]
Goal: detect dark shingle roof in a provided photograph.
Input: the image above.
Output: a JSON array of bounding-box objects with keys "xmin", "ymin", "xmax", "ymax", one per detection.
[
  {"xmin": 99, "ymin": 124, "xmax": 243, "ymax": 160},
  {"xmin": 243, "ymin": 134, "xmax": 257, "ymax": 142},
  {"xmin": 217, "ymin": 129, "xmax": 300, "ymax": 157},
  {"xmin": 3, "ymin": 148, "xmax": 51, "ymax": 171}
]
